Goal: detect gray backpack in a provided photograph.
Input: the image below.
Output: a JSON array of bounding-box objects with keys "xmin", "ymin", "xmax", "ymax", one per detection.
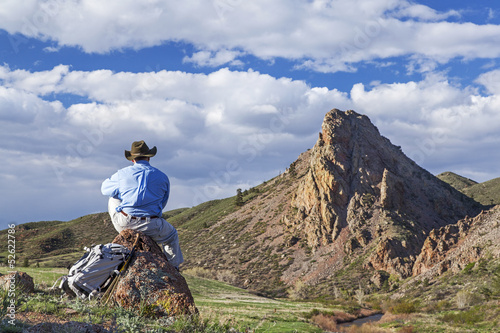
[{"xmin": 59, "ymin": 243, "xmax": 130, "ymax": 299}]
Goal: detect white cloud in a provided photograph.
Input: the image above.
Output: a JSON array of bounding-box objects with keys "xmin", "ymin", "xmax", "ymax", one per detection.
[
  {"xmin": 393, "ymin": 3, "xmax": 460, "ymax": 21},
  {"xmin": 349, "ymin": 73, "xmax": 500, "ymax": 180},
  {"xmin": 182, "ymin": 49, "xmax": 245, "ymax": 67},
  {"xmin": 475, "ymin": 69, "xmax": 500, "ymax": 94},
  {"xmin": 1, "ymin": 1, "xmax": 499, "ymax": 72}
]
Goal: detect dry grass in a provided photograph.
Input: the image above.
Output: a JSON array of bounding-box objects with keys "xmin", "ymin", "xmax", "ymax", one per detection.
[
  {"xmin": 182, "ymin": 267, "xmax": 237, "ymax": 286},
  {"xmin": 311, "ymin": 313, "xmax": 339, "ymax": 331}
]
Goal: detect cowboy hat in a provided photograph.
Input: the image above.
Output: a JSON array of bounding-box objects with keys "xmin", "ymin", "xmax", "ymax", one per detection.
[{"xmin": 124, "ymin": 140, "xmax": 157, "ymax": 161}]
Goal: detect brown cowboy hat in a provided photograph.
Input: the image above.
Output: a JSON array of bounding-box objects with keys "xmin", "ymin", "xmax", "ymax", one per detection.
[{"xmin": 124, "ymin": 140, "xmax": 157, "ymax": 161}]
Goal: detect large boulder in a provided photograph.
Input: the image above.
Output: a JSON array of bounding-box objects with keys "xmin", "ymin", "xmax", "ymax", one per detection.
[
  {"xmin": 110, "ymin": 229, "xmax": 197, "ymax": 317},
  {"xmin": 0, "ymin": 271, "xmax": 34, "ymax": 293}
]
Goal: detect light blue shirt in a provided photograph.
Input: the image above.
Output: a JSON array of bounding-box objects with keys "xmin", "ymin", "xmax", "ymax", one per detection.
[{"xmin": 101, "ymin": 160, "xmax": 170, "ymax": 217}]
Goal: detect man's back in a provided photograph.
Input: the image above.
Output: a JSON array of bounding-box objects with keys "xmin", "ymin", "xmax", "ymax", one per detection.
[{"xmin": 101, "ymin": 160, "xmax": 170, "ymax": 217}]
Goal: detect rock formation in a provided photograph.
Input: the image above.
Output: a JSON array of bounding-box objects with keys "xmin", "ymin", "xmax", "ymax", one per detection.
[
  {"xmin": 286, "ymin": 109, "xmax": 483, "ymax": 278},
  {"xmin": 0, "ymin": 271, "xmax": 34, "ymax": 293},
  {"xmin": 110, "ymin": 229, "xmax": 197, "ymax": 317},
  {"xmin": 178, "ymin": 108, "xmax": 489, "ymax": 294},
  {"xmin": 413, "ymin": 206, "xmax": 500, "ymax": 277}
]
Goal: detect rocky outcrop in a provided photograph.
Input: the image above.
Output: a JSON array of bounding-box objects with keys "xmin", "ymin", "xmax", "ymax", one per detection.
[
  {"xmin": 412, "ymin": 207, "xmax": 500, "ymax": 277},
  {"xmin": 286, "ymin": 109, "xmax": 483, "ymax": 278},
  {"xmin": 110, "ymin": 229, "xmax": 197, "ymax": 317},
  {"xmin": 0, "ymin": 271, "xmax": 34, "ymax": 293}
]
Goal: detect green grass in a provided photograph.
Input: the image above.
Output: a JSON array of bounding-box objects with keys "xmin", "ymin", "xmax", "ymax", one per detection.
[
  {"xmin": 4, "ymin": 266, "xmax": 500, "ymax": 332},
  {"xmin": 463, "ymin": 177, "xmax": 500, "ymax": 206},
  {"xmin": 184, "ymin": 274, "xmax": 327, "ymax": 332},
  {"xmin": 437, "ymin": 171, "xmax": 500, "ymax": 206},
  {"xmin": 437, "ymin": 171, "xmax": 477, "ymax": 191},
  {"xmin": 2, "ymin": 266, "xmax": 326, "ymax": 332},
  {"xmin": 0, "ymin": 267, "xmax": 66, "ymax": 288},
  {"xmin": 169, "ymin": 197, "xmax": 238, "ymax": 231}
]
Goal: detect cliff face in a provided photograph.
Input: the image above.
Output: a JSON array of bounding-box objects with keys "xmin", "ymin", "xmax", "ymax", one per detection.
[
  {"xmin": 412, "ymin": 207, "xmax": 500, "ymax": 278},
  {"xmin": 285, "ymin": 109, "xmax": 483, "ymax": 278}
]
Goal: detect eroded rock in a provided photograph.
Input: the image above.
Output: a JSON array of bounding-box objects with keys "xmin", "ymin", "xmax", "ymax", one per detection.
[
  {"xmin": 110, "ymin": 229, "xmax": 197, "ymax": 317},
  {"xmin": 0, "ymin": 271, "xmax": 34, "ymax": 293}
]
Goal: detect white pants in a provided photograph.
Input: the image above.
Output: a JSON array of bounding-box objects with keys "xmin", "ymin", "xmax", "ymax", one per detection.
[{"xmin": 107, "ymin": 197, "xmax": 184, "ymax": 268}]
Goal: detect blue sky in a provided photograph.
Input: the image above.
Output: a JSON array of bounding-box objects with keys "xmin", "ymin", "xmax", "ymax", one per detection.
[{"xmin": 1, "ymin": 0, "xmax": 500, "ymax": 228}]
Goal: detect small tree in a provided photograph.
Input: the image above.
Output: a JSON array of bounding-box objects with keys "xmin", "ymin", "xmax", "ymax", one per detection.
[
  {"xmin": 235, "ymin": 188, "xmax": 244, "ymax": 206},
  {"xmin": 23, "ymin": 257, "xmax": 30, "ymax": 267},
  {"xmin": 333, "ymin": 284, "xmax": 342, "ymax": 300},
  {"xmin": 355, "ymin": 284, "xmax": 365, "ymax": 305},
  {"xmin": 289, "ymin": 280, "xmax": 309, "ymax": 300}
]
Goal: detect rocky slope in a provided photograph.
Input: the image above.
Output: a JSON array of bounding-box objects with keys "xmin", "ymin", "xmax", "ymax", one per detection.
[
  {"xmin": 178, "ymin": 108, "xmax": 486, "ymax": 295},
  {"xmin": 412, "ymin": 206, "xmax": 500, "ymax": 278},
  {"xmin": 282, "ymin": 109, "xmax": 482, "ymax": 281}
]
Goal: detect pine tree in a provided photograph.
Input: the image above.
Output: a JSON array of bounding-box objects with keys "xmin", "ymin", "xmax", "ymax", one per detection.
[{"xmin": 235, "ymin": 188, "xmax": 244, "ymax": 206}]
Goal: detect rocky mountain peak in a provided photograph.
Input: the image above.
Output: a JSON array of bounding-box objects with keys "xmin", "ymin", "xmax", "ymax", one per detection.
[{"xmin": 286, "ymin": 109, "xmax": 482, "ymax": 278}]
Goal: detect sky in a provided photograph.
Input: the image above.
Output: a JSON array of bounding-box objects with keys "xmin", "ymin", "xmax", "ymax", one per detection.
[{"xmin": 1, "ymin": 0, "xmax": 500, "ymax": 229}]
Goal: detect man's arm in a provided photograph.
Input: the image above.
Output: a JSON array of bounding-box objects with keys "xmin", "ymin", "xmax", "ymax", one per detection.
[
  {"xmin": 161, "ymin": 176, "xmax": 170, "ymax": 209},
  {"xmin": 101, "ymin": 172, "xmax": 120, "ymax": 197}
]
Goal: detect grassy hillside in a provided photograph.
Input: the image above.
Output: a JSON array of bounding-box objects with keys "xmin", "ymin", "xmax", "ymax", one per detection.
[
  {"xmin": 437, "ymin": 171, "xmax": 478, "ymax": 191},
  {"xmin": 0, "ymin": 192, "xmax": 248, "ymax": 269},
  {"xmin": 437, "ymin": 172, "xmax": 500, "ymax": 206},
  {"xmin": 0, "ymin": 213, "xmax": 116, "ymax": 268},
  {"xmin": 463, "ymin": 177, "xmax": 500, "ymax": 206}
]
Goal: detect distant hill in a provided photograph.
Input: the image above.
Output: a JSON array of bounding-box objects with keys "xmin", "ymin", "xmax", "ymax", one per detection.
[
  {"xmin": 462, "ymin": 177, "xmax": 500, "ymax": 206},
  {"xmin": 0, "ymin": 213, "xmax": 117, "ymax": 268},
  {"xmin": 437, "ymin": 172, "xmax": 500, "ymax": 206},
  {"xmin": 436, "ymin": 171, "xmax": 478, "ymax": 191}
]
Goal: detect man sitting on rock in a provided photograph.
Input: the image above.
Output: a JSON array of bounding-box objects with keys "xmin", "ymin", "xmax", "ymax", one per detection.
[{"xmin": 101, "ymin": 140, "xmax": 183, "ymax": 269}]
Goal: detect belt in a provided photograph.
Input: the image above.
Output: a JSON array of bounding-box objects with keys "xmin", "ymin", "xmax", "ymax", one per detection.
[{"xmin": 120, "ymin": 211, "xmax": 159, "ymax": 220}]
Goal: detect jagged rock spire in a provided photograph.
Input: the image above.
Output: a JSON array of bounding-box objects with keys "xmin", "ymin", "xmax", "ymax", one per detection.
[{"xmin": 286, "ymin": 109, "xmax": 482, "ymax": 277}]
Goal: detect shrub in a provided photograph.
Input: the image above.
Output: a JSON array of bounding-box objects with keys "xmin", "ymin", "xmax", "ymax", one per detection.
[
  {"xmin": 288, "ymin": 280, "xmax": 309, "ymax": 300},
  {"xmin": 455, "ymin": 291, "xmax": 472, "ymax": 309},
  {"xmin": 440, "ymin": 307, "xmax": 483, "ymax": 325},
  {"xmin": 311, "ymin": 314, "xmax": 338, "ymax": 331},
  {"xmin": 389, "ymin": 300, "xmax": 417, "ymax": 314},
  {"xmin": 183, "ymin": 267, "xmax": 215, "ymax": 280},
  {"xmin": 462, "ymin": 262, "xmax": 475, "ymax": 275},
  {"xmin": 355, "ymin": 287, "xmax": 366, "ymax": 306},
  {"xmin": 169, "ymin": 313, "xmax": 235, "ymax": 333},
  {"xmin": 216, "ymin": 270, "xmax": 237, "ymax": 285}
]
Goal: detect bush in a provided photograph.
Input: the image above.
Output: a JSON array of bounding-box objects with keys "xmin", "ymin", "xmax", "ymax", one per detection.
[
  {"xmin": 169, "ymin": 313, "xmax": 236, "ymax": 333},
  {"xmin": 311, "ymin": 314, "xmax": 338, "ymax": 332},
  {"xmin": 389, "ymin": 300, "xmax": 418, "ymax": 314},
  {"xmin": 216, "ymin": 270, "xmax": 237, "ymax": 285},
  {"xmin": 288, "ymin": 280, "xmax": 309, "ymax": 300},
  {"xmin": 462, "ymin": 262, "xmax": 475, "ymax": 275},
  {"xmin": 440, "ymin": 307, "xmax": 484, "ymax": 325},
  {"xmin": 455, "ymin": 291, "xmax": 472, "ymax": 309},
  {"xmin": 183, "ymin": 267, "xmax": 215, "ymax": 280}
]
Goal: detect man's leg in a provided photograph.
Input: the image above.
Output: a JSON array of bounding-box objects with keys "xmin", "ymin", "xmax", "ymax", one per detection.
[
  {"xmin": 138, "ymin": 218, "xmax": 184, "ymax": 268},
  {"xmin": 107, "ymin": 197, "xmax": 129, "ymax": 233},
  {"xmin": 160, "ymin": 229, "xmax": 184, "ymax": 268},
  {"xmin": 106, "ymin": 201, "xmax": 184, "ymax": 268}
]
